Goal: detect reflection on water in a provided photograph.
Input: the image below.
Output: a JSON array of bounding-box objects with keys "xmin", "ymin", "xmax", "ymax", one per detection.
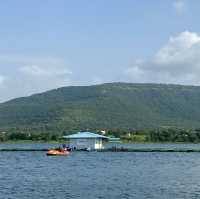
[{"xmin": 1, "ymin": 144, "xmax": 200, "ymax": 199}]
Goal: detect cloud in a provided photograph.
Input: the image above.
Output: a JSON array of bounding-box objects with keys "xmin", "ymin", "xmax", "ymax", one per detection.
[
  {"xmin": 19, "ymin": 65, "xmax": 72, "ymax": 77},
  {"xmin": 91, "ymin": 76, "xmax": 104, "ymax": 85},
  {"xmin": 173, "ymin": 0, "xmax": 186, "ymax": 15},
  {"xmin": 0, "ymin": 55, "xmax": 64, "ymax": 65},
  {"xmin": 124, "ymin": 31, "xmax": 200, "ymax": 85},
  {"xmin": 18, "ymin": 64, "xmax": 72, "ymax": 94},
  {"xmin": 0, "ymin": 75, "xmax": 6, "ymax": 87},
  {"xmin": 0, "ymin": 55, "xmax": 72, "ymax": 102}
]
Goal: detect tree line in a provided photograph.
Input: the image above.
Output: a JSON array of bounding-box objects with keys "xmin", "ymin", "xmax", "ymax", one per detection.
[
  {"xmin": 105, "ymin": 127, "xmax": 200, "ymax": 143},
  {"xmin": 1, "ymin": 127, "xmax": 200, "ymax": 143},
  {"xmin": 0, "ymin": 132, "xmax": 62, "ymax": 142}
]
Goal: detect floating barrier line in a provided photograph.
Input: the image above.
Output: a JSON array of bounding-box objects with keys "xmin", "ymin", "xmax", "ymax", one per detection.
[{"xmin": 1, "ymin": 148, "xmax": 200, "ymax": 152}]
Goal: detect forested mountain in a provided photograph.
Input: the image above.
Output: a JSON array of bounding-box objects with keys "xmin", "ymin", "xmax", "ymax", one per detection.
[{"xmin": 1, "ymin": 83, "xmax": 200, "ymax": 133}]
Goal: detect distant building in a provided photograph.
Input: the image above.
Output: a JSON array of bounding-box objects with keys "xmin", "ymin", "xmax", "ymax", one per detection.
[
  {"xmin": 100, "ymin": 130, "xmax": 106, "ymax": 135},
  {"xmin": 63, "ymin": 131, "xmax": 110, "ymax": 150}
]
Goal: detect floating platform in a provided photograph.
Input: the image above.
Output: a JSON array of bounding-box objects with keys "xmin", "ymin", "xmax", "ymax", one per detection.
[
  {"xmin": 99, "ymin": 147, "xmax": 200, "ymax": 152},
  {"xmin": 1, "ymin": 147, "xmax": 200, "ymax": 152},
  {"xmin": 0, "ymin": 148, "xmax": 48, "ymax": 152}
]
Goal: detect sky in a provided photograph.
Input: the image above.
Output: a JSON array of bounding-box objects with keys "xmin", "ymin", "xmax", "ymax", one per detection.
[{"xmin": 0, "ymin": 0, "xmax": 200, "ymax": 102}]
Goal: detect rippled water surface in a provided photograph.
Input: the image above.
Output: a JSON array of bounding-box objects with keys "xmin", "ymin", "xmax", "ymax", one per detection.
[{"xmin": 1, "ymin": 144, "xmax": 200, "ymax": 199}]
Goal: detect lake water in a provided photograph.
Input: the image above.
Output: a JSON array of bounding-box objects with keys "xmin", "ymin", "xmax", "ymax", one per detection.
[{"xmin": 1, "ymin": 143, "xmax": 200, "ymax": 199}]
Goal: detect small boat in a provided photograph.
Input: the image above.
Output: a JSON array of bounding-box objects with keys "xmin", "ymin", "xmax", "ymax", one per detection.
[{"xmin": 46, "ymin": 149, "xmax": 70, "ymax": 156}]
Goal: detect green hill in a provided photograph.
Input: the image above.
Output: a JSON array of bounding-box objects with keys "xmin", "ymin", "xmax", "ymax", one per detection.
[{"xmin": 1, "ymin": 83, "xmax": 200, "ymax": 133}]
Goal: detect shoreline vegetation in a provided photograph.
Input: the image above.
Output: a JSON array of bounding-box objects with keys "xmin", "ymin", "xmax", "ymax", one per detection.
[{"xmin": 1, "ymin": 127, "xmax": 200, "ymax": 143}]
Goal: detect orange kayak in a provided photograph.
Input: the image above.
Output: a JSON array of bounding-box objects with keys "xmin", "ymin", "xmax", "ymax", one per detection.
[{"xmin": 46, "ymin": 149, "xmax": 70, "ymax": 156}]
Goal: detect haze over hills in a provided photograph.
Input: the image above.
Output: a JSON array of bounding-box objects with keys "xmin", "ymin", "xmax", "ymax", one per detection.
[{"xmin": 1, "ymin": 82, "xmax": 200, "ymax": 133}]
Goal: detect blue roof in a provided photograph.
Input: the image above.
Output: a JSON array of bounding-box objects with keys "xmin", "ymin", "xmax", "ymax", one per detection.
[{"xmin": 63, "ymin": 131, "xmax": 109, "ymax": 139}]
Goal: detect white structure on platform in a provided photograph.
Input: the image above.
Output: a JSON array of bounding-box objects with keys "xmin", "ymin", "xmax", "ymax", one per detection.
[{"xmin": 63, "ymin": 131, "xmax": 110, "ymax": 150}]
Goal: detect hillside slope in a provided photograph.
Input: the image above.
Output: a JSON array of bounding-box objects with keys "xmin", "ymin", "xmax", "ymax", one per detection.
[{"xmin": 1, "ymin": 83, "xmax": 200, "ymax": 133}]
